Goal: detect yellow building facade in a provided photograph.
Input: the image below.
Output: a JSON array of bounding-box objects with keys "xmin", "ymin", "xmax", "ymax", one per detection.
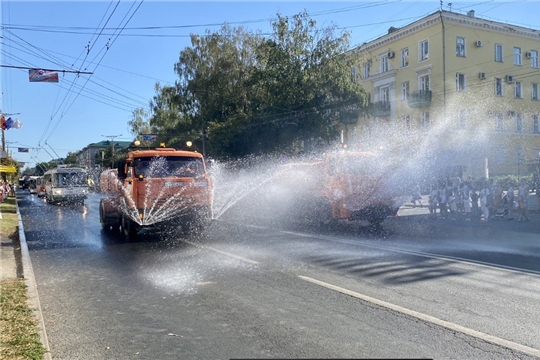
[{"xmin": 348, "ymin": 10, "xmax": 540, "ymax": 180}]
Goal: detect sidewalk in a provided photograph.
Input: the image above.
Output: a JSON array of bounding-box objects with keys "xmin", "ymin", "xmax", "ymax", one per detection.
[
  {"xmin": 0, "ymin": 197, "xmax": 52, "ymax": 360},
  {"xmin": 399, "ymin": 192, "xmax": 540, "ymax": 215},
  {"xmin": 0, "ymin": 209, "xmax": 19, "ymax": 280}
]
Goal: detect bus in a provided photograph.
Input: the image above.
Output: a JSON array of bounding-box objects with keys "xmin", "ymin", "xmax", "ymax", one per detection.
[
  {"xmin": 43, "ymin": 166, "xmax": 89, "ymax": 204},
  {"xmin": 28, "ymin": 176, "xmax": 39, "ymax": 194}
]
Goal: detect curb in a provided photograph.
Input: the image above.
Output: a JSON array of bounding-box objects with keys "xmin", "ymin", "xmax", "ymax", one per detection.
[{"xmin": 17, "ymin": 208, "xmax": 52, "ymax": 360}]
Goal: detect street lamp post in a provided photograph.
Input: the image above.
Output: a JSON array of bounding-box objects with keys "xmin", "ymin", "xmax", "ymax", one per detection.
[{"xmin": 101, "ymin": 134, "xmax": 122, "ymax": 168}]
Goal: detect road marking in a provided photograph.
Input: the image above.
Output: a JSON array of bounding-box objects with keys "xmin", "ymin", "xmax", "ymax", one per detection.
[
  {"xmin": 181, "ymin": 239, "xmax": 260, "ymax": 265},
  {"xmin": 299, "ymin": 275, "xmax": 540, "ymax": 358},
  {"xmin": 282, "ymin": 230, "xmax": 540, "ymax": 277}
]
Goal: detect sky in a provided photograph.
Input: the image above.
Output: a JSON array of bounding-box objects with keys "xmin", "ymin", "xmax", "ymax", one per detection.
[{"xmin": 1, "ymin": 0, "xmax": 539, "ymax": 170}]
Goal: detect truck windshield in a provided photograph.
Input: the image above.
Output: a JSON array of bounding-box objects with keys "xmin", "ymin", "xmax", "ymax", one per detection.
[
  {"xmin": 133, "ymin": 156, "xmax": 204, "ymax": 178},
  {"xmin": 336, "ymin": 156, "xmax": 384, "ymax": 176}
]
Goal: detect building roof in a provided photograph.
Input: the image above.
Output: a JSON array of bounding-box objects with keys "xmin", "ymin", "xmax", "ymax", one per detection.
[
  {"xmin": 85, "ymin": 140, "xmax": 133, "ymax": 149},
  {"xmin": 354, "ymin": 9, "xmax": 540, "ymax": 53}
]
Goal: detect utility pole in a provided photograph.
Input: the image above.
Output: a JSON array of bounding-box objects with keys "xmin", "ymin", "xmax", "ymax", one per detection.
[{"xmin": 102, "ymin": 134, "xmax": 122, "ymax": 168}]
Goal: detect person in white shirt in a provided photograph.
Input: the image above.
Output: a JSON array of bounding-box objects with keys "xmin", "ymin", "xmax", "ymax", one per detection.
[{"xmin": 517, "ymin": 179, "xmax": 530, "ymax": 222}]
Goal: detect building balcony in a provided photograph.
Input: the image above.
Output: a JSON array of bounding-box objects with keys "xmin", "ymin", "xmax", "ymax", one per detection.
[
  {"xmin": 407, "ymin": 90, "xmax": 432, "ymax": 108},
  {"xmin": 340, "ymin": 108, "xmax": 359, "ymax": 124},
  {"xmin": 369, "ymin": 101, "xmax": 391, "ymax": 117}
]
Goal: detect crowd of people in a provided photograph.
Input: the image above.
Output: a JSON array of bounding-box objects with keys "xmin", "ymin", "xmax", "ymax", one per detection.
[
  {"xmin": 0, "ymin": 181, "xmax": 15, "ymax": 202},
  {"xmin": 416, "ymin": 175, "xmax": 538, "ymax": 222}
]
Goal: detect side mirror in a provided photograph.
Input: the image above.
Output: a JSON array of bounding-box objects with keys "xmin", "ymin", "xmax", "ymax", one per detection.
[{"xmin": 117, "ymin": 160, "xmax": 127, "ymax": 180}]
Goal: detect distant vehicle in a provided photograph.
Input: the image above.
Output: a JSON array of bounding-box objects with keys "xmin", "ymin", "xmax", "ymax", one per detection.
[
  {"xmin": 28, "ymin": 176, "xmax": 39, "ymax": 194},
  {"xmin": 19, "ymin": 176, "xmax": 29, "ymax": 190},
  {"xmin": 43, "ymin": 166, "xmax": 89, "ymax": 204},
  {"xmin": 36, "ymin": 176, "xmax": 46, "ymax": 198}
]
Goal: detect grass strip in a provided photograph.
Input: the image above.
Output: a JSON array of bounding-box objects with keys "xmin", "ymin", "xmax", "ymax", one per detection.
[{"xmin": 0, "ymin": 197, "xmax": 46, "ymax": 360}]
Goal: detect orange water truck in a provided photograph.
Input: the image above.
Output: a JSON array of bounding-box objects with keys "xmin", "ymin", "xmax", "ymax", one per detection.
[
  {"xmin": 99, "ymin": 144, "xmax": 213, "ymax": 240},
  {"xmin": 270, "ymin": 150, "xmax": 401, "ymax": 227}
]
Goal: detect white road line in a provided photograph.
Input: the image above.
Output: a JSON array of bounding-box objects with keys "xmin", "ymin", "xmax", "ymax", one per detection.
[
  {"xmin": 215, "ymin": 221, "xmax": 540, "ymax": 275},
  {"xmin": 282, "ymin": 230, "xmax": 540, "ymax": 277},
  {"xmin": 299, "ymin": 275, "xmax": 540, "ymax": 358},
  {"xmin": 181, "ymin": 239, "xmax": 260, "ymax": 265}
]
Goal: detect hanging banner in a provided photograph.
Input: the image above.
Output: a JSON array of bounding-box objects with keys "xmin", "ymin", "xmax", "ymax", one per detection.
[
  {"xmin": 18, "ymin": 162, "xmax": 26, "ymax": 167},
  {"xmin": 29, "ymin": 69, "xmax": 59, "ymax": 83},
  {"xmin": 142, "ymin": 134, "xmax": 157, "ymax": 141},
  {"xmin": 18, "ymin": 148, "xmax": 30, "ymax": 153}
]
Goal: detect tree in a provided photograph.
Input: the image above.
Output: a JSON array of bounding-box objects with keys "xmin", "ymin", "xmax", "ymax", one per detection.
[
  {"xmin": 245, "ymin": 11, "xmax": 366, "ymax": 154},
  {"xmin": 64, "ymin": 152, "xmax": 78, "ymax": 165},
  {"xmin": 148, "ymin": 11, "xmax": 365, "ymax": 159}
]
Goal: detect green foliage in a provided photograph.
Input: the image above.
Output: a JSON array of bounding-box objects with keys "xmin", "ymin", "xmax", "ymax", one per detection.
[
  {"xmin": 145, "ymin": 11, "xmax": 365, "ymax": 159},
  {"xmin": 491, "ymin": 174, "xmax": 534, "ymax": 188}
]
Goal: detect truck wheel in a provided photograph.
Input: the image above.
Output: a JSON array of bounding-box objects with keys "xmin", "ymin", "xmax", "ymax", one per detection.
[
  {"xmin": 122, "ymin": 214, "xmax": 138, "ymax": 241},
  {"xmin": 100, "ymin": 201, "xmax": 117, "ymax": 232}
]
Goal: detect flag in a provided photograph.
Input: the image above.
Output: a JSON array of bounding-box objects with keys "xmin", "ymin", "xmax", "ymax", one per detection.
[
  {"xmin": 29, "ymin": 69, "xmax": 59, "ymax": 83},
  {"xmin": 142, "ymin": 134, "xmax": 157, "ymax": 141},
  {"xmin": 18, "ymin": 148, "xmax": 29, "ymax": 153},
  {"xmin": 12, "ymin": 118, "xmax": 22, "ymax": 129}
]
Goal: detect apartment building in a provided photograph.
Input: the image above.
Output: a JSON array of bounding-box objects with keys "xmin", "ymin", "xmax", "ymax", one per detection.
[
  {"xmin": 76, "ymin": 140, "xmax": 132, "ymax": 169},
  {"xmin": 348, "ymin": 10, "xmax": 540, "ymax": 179}
]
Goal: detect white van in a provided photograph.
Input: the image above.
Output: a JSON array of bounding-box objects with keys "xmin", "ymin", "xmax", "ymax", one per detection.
[{"xmin": 43, "ymin": 166, "xmax": 89, "ymax": 204}]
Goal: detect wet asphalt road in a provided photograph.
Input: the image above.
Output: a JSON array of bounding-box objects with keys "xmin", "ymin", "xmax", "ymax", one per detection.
[{"xmin": 17, "ymin": 191, "xmax": 540, "ymax": 360}]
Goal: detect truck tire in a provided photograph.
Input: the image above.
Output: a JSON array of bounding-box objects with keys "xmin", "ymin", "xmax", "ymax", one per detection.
[
  {"xmin": 100, "ymin": 201, "xmax": 119, "ymax": 232},
  {"xmin": 122, "ymin": 213, "xmax": 138, "ymax": 241}
]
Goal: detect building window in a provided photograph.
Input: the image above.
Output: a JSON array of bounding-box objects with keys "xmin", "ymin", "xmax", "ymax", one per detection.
[
  {"xmin": 419, "ymin": 40, "xmax": 429, "ymax": 61},
  {"xmin": 401, "ymin": 82, "xmax": 409, "ymax": 101},
  {"xmin": 516, "ymin": 113, "xmax": 523, "ymax": 132},
  {"xmin": 456, "ymin": 37, "xmax": 466, "ymax": 57},
  {"xmin": 363, "ymin": 63, "xmax": 371, "ymax": 79},
  {"xmin": 351, "ymin": 67, "xmax": 357, "ymax": 83},
  {"xmin": 457, "ymin": 109, "xmax": 467, "ymax": 127},
  {"xmin": 402, "ymin": 115, "xmax": 410, "ymax": 129},
  {"xmin": 515, "ymin": 81, "xmax": 523, "ymax": 98},
  {"xmin": 532, "ymin": 83, "xmax": 538, "ymax": 100},
  {"xmin": 496, "ymin": 146, "xmax": 505, "ymax": 165},
  {"xmin": 516, "ymin": 147, "xmax": 525, "ymax": 166},
  {"xmin": 419, "ymin": 74, "xmax": 430, "ymax": 91},
  {"xmin": 421, "ymin": 111, "xmax": 430, "ymax": 128},
  {"xmin": 380, "ymin": 54, "xmax": 389, "ymax": 73},
  {"xmin": 495, "ymin": 112, "xmax": 504, "ymax": 131},
  {"xmin": 533, "ymin": 115, "xmax": 539, "ymax": 133},
  {"xmin": 495, "ymin": 44, "xmax": 503, "ymax": 62},
  {"xmin": 514, "ymin": 47, "xmax": 522, "ymax": 65},
  {"xmin": 401, "ymin": 48, "xmax": 409, "ymax": 67},
  {"xmin": 380, "ymin": 86, "xmax": 390, "ymax": 103},
  {"xmin": 456, "ymin": 73, "xmax": 466, "ymax": 92},
  {"xmin": 495, "ymin": 78, "xmax": 503, "ymax": 96},
  {"xmin": 530, "ymin": 50, "xmax": 539, "ymax": 68}
]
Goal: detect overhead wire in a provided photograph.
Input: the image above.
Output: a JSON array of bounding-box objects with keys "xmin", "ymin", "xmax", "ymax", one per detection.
[
  {"xmin": 44, "ymin": 0, "xmax": 146, "ymax": 143},
  {"xmin": 40, "ymin": 1, "xmax": 125, "ymax": 145}
]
